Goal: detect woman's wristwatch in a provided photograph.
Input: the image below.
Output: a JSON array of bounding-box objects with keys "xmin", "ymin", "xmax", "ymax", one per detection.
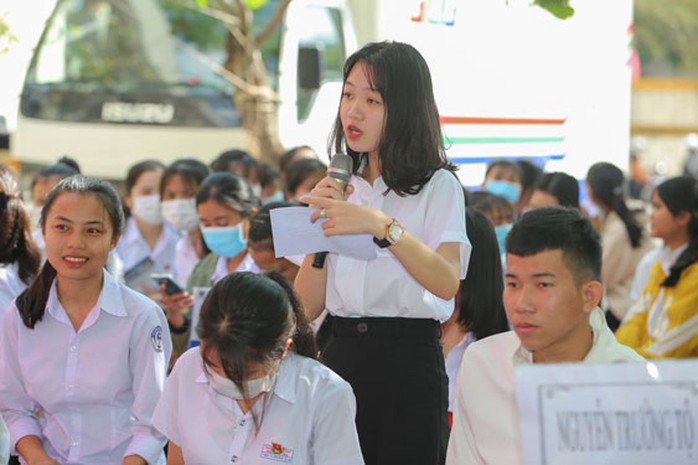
[{"xmin": 373, "ymin": 218, "xmax": 405, "ymax": 248}]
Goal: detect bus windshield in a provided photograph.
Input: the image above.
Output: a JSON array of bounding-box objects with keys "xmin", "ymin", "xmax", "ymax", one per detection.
[{"xmin": 25, "ymin": 0, "xmax": 280, "ymax": 105}]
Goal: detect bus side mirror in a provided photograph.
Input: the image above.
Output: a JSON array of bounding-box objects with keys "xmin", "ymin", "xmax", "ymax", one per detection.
[{"xmin": 298, "ymin": 46, "xmax": 323, "ymax": 90}]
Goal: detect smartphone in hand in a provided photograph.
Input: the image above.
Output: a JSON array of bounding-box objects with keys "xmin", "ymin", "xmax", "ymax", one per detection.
[{"xmin": 150, "ymin": 273, "xmax": 185, "ymax": 295}]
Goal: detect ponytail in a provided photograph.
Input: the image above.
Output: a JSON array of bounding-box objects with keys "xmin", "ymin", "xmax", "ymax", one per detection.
[
  {"xmin": 587, "ymin": 162, "xmax": 642, "ymax": 248},
  {"xmin": 610, "ymin": 186, "xmax": 643, "ymax": 248},
  {"xmin": 15, "ymin": 261, "xmax": 57, "ymax": 329}
]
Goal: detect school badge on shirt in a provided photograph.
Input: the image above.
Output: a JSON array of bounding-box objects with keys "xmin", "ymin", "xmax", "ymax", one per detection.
[
  {"xmin": 260, "ymin": 442, "xmax": 294, "ymax": 463},
  {"xmin": 150, "ymin": 325, "xmax": 164, "ymax": 352}
]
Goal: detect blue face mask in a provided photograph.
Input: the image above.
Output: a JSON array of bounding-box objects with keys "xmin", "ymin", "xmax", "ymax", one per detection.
[
  {"xmin": 485, "ymin": 181, "xmax": 521, "ymax": 205},
  {"xmin": 201, "ymin": 223, "xmax": 247, "ymax": 258},
  {"xmin": 261, "ymin": 190, "xmax": 284, "ymax": 206},
  {"xmin": 494, "ymin": 223, "xmax": 513, "ymax": 255}
]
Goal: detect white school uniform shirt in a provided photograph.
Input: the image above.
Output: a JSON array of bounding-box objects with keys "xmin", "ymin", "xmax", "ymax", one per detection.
[
  {"xmin": 116, "ymin": 216, "xmax": 179, "ymax": 291},
  {"xmin": 153, "ymin": 348, "xmax": 365, "ymax": 465},
  {"xmin": 211, "ymin": 253, "xmax": 259, "ymax": 283},
  {"xmin": 444, "ymin": 331, "xmax": 476, "ymax": 413},
  {"xmin": 326, "ymin": 168, "xmax": 470, "ymax": 321},
  {"xmin": 446, "ymin": 308, "xmax": 644, "ymax": 465},
  {"xmin": 0, "ymin": 271, "xmax": 171, "ymax": 465},
  {"xmin": 0, "ymin": 263, "xmax": 25, "ymax": 320},
  {"xmin": 173, "ymin": 233, "xmax": 200, "ymax": 289}
]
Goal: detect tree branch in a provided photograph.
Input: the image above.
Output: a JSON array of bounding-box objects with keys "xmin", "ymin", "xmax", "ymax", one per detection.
[{"xmin": 255, "ymin": 0, "xmax": 293, "ymax": 46}]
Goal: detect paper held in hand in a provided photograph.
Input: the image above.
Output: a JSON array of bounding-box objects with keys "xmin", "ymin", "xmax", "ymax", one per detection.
[{"xmin": 270, "ymin": 206, "xmax": 378, "ymax": 260}]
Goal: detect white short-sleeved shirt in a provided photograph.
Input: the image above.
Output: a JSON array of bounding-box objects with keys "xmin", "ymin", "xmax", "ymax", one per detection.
[
  {"xmin": 326, "ymin": 169, "xmax": 470, "ymax": 321},
  {"xmin": 173, "ymin": 233, "xmax": 201, "ymax": 289},
  {"xmin": 0, "ymin": 271, "xmax": 171, "ymax": 465},
  {"xmin": 116, "ymin": 217, "xmax": 179, "ymax": 293},
  {"xmin": 0, "ymin": 263, "xmax": 25, "ymax": 320},
  {"xmin": 211, "ymin": 253, "xmax": 259, "ymax": 283},
  {"xmin": 153, "ymin": 348, "xmax": 365, "ymax": 465}
]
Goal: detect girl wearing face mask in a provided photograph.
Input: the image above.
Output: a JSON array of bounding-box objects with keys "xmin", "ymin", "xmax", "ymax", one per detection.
[
  {"xmin": 160, "ymin": 159, "xmax": 211, "ymax": 289},
  {"xmin": 163, "ymin": 172, "xmax": 259, "ymax": 365},
  {"xmin": 117, "ymin": 160, "xmax": 179, "ymax": 295},
  {"xmin": 153, "ymin": 272, "xmax": 363, "ymax": 464}
]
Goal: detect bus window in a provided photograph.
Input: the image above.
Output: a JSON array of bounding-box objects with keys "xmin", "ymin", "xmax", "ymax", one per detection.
[
  {"xmin": 21, "ymin": 0, "xmax": 282, "ymax": 127},
  {"xmin": 296, "ymin": 5, "xmax": 345, "ymax": 122}
]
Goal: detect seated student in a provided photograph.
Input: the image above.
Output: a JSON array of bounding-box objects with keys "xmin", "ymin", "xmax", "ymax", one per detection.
[
  {"xmin": 468, "ymin": 191, "xmax": 516, "ymax": 256},
  {"xmin": 514, "ymin": 160, "xmax": 543, "ymax": 213},
  {"xmin": 0, "ymin": 165, "xmax": 40, "ymax": 319},
  {"xmin": 159, "ymin": 159, "xmax": 211, "ymax": 289},
  {"xmin": 284, "ymin": 158, "xmax": 327, "ymax": 202},
  {"xmin": 527, "ymin": 171, "xmax": 580, "ymax": 210},
  {"xmin": 586, "ymin": 162, "xmax": 653, "ymax": 330},
  {"xmin": 210, "ymin": 148, "xmax": 262, "ymax": 197},
  {"xmin": 247, "ymin": 202, "xmax": 300, "ymax": 285},
  {"xmin": 441, "ymin": 208, "xmax": 509, "ymax": 426},
  {"xmin": 616, "ymin": 176, "xmax": 698, "ymax": 358},
  {"xmin": 482, "ymin": 160, "xmax": 523, "ymax": 206},
  {"xmin": 152, "ymin": 272, "xmax": 364, "ymax": 465},
  {"xmin": 258, "ymin": 162, "xmax": 284, "ymax": 205},
  {"xmin": 446, "ymin": 207, "xmax": 644, "ymax": 465}
]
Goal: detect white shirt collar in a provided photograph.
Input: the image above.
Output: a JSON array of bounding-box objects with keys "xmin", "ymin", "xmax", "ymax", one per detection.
[
  {"xmin": 658, "ymin": 243, "xmax": 688, "ymax": 275},
  {"xmin": 46, "ymin": 270, "xmax": 128, "ymax": 324}
]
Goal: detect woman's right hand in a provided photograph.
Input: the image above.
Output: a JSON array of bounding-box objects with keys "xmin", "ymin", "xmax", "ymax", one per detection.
[
  {"xmin": 159, "ymin": 286, "xmax": 193, "ymax": 330},
  {"xmin": 307, "ymin": 176, "xmax": 354, "ymax": 201}
]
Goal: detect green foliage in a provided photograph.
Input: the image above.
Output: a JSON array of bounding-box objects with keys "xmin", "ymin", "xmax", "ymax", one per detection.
[
  {"xmin": 0, "ymin": 15, "xmax": 18, "ymax": 55},
  {"xmin": 635, "ymin": 0, "xmax": 698, "ymax": 77},
  {"xmin": 161, "ymin": 0, "xmax": 227, "ymax": 50},
  {"xmin": 532, "ymin": 0, "xmax": 574, "ymax": 20}
]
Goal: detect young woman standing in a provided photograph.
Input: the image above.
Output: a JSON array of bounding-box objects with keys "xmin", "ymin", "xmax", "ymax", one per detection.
[{"xmin": 296, "ymin": 41, "xmax": 469, "ymax": 465}]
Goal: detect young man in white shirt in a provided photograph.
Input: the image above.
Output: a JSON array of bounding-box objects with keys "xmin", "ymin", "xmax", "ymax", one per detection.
[{"xmin": 446, "ymin": 206, "xmax": 644, "ymax": 465}]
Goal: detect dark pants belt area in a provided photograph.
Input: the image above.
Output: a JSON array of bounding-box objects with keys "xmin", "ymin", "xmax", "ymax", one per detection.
[{"xmin": 329, "ymin": 316, "xmax": 441, "ymax": 338}]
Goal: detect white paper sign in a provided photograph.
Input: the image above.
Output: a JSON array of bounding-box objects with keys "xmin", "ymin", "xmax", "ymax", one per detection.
[
  {"xmin": 516, "ymin": 360, "xmax": 698, "ymax": 465},
  {"xmin": 269, "ymin": 206, "xmax": 377, "ymax": 260}
]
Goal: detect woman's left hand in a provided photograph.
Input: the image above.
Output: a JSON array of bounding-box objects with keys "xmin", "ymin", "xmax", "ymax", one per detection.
[{"xmin": 306, "ymin": 196, "xmax": 390, "ymax": 238}]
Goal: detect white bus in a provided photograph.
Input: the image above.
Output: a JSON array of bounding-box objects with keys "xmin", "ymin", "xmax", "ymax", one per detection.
[{"xmin": 13, "ymin": 0, "xmax": 356, "ymax": 179}]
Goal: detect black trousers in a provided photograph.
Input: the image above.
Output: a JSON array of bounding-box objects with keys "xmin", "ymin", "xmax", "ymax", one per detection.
[{"xmin": 321, "ymin": 317, "xmax": 449, "ymax": 465}]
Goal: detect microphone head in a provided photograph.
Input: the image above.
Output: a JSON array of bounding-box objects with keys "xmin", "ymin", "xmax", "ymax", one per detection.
[{"xmin": 328, "ymin": 153, "xmax": 353, "ymax": 189}]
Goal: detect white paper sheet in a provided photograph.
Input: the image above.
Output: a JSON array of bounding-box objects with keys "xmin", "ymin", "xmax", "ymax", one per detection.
[{"xmin": 270, "ymin": 206, "xmax": 377, "ymax": 260}]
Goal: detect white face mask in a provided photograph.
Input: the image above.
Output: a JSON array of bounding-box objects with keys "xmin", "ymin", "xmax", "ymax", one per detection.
[
  {"xmin": 207, "ymin": 368, "xmax": 277, "ymax": 400},
  {"xmin": 251, "ymin": 184, "xmax": 262, "ymax": 198},
  {"xmin": 161, "ymin": 198, "xmax": 199, "ymax": 231},
  {"xmin": 131, "ymin": 194, "xmax": 163, "ymax": 225}
]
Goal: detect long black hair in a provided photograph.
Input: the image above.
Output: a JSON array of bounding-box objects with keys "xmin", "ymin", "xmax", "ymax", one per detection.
[
  {"xmin": 329, "ymin": 41, "xmax": 455, "ymax": 196},
  {"xmin": 655, "ymin": 176, "xmax": 698, "ymax": 287},
  {"xmin": 587, "ymin": 162, "xmax": 642, "ymax": 247},
  {"xmin": 15, "ymin": 176, "xmax": 124, "ymax": 329},
  {"xmin": 197, "ymin": 271, "xmax": 317, "ymax": 428},
  {"xmin": 457, "ymin": 208, "xmax": 509, "ymax": 339},
  {"xmin": 0, "ymin": 165, "xmax": 41, "ymax": 285},
  {"xmin": 534, "ymin": 171, "xmax": 580, "ymax": 209}
]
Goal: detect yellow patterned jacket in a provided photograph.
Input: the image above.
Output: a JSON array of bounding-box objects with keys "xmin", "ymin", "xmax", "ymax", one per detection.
[{"xmin": 616, "ymin": 260, "xmax": 698, "ymax": 358}]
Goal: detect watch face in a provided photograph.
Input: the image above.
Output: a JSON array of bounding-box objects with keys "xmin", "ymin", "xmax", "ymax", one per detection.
[{"xmin": 388, "ymin": 222, "xmax": 403, "ymax": 242}]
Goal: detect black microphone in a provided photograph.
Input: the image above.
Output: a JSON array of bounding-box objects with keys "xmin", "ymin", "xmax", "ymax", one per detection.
[{"xmin": 312, "ymin": 153, "xmax": 353, "ymax": 268}]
